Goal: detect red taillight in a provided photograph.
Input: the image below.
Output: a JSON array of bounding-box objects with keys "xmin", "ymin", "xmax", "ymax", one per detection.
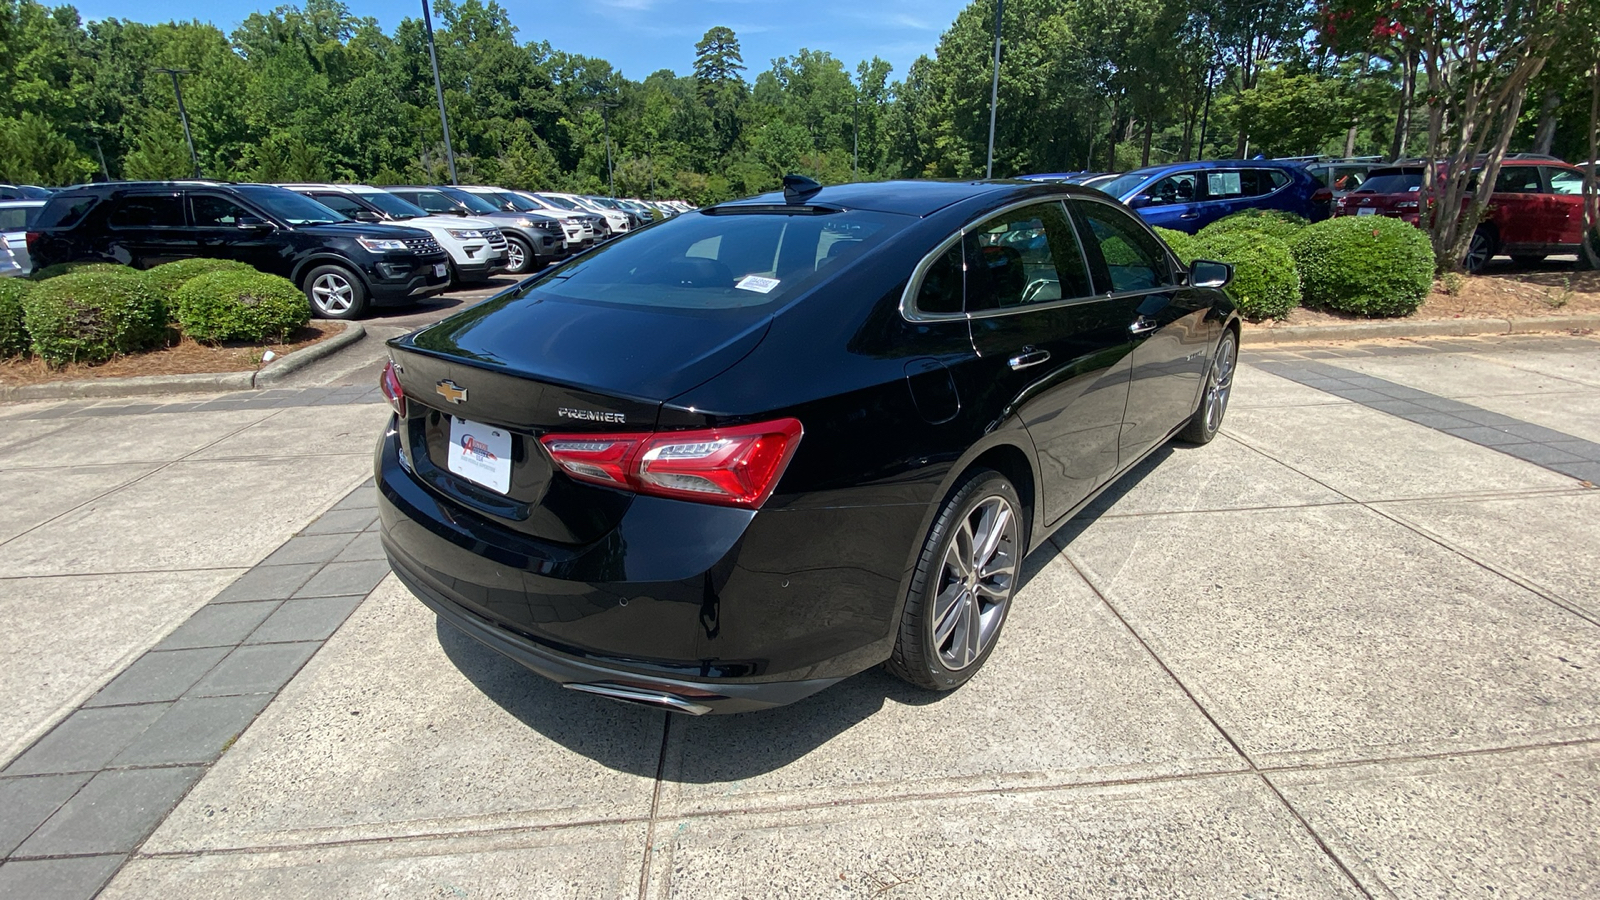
[
  {"xmin": 1312, "ymin": 188, "xmax": 1333, "ymax": 203},
  {"xmin": 24, "ymin": 232, "xmax": 41, "ymax": 257},
  {"xmin": 380, "ymin": 360, "xmax": 406, "ymax": 417},
  {"xmin": 541, "ymin": 418, "xmax": 804, "ymax": 508}
]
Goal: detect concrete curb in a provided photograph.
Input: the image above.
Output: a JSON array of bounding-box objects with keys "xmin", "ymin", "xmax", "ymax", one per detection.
[
  {"xmin": 0, "ymin": 322, "xmax": 365, "ymax": 402},
  {"xmin": 1243, "ymin": 313, "xmax": 1600, "ymax": 345}
]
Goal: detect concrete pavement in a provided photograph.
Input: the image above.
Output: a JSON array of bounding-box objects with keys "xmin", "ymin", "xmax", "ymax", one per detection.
[{"xmin": 0, "ymin": 332, "xmax": 1597, "ymax": 898}]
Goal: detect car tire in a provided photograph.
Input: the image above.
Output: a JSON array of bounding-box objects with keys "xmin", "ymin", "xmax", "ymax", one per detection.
[
  {"xmin": 1464, "ymin": 228, "xmax": 1496, "ymax": 274},
  {"xmin": 1178, "ymin": 329, "xmax": 1237, "ymax": 445},
  {"xmin": 1510, "ymin": 254, "xmax": 1546, "ymax": 267},
  {"xmin": 886, "ymin": 469, "xmax": 1024, "ymax": 691},
  {"xmin": 504, "ymin": 235, "xmax": 534, "ymax": 274},
  {"xmin": 303, "ymin": 264, "xmax": 368, "ymax": 319}
]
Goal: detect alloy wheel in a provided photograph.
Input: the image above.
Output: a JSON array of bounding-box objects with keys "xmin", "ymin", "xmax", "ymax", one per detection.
[
  {"xmin": 506, "ymin": 240, "xmax": 527, "ymax": 272},
  {"xmin": 1203, "ymin": 333, "xmax": 1237, "ymax": 434},
  {"xmin": 1465, "ymin": 232, "xmax": 1491, "ymax": 273},
  {"xmin": 311, "ymin": 272, "xmax": 354, "ymax": 315},
  {"xmin": 931, "ymin": 495, "xmax": 1018, "ymax": 670}
]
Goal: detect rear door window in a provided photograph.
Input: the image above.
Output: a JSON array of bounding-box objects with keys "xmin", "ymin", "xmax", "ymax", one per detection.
[
  {"xmin": 965, "ymin": 201, "xmax": 1093, "ymax": 311},
  {"xmin": 1204, "ymin": 170, "xmax": 1248, "ymax": 201},
  {"xmin": 107, "ymin": 194, "xmax": 185, "ymax": 228},
  {"xmin": 1493, "ymin": 167, "xmax": 1542, "ymax": 194},
  {"xmin": 1070, "ymin": 199, "xmax": 1173, "ymax": 294}
]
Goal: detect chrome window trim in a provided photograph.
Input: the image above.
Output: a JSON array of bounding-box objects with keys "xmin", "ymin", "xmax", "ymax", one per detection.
[{"xmin": 899, "ymin": 196, "xmax": 1103, "ymax": 324}]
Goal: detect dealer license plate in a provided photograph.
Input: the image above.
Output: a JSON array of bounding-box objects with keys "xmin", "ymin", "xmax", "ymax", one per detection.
[
  {"xmin": 434, "ymin": 263, "xmax": 448, "ymax": 277},
  {"xmin": 447, "ymin": 417, "xmax": 512, "ymax": 494},
  {"xmin": 1356, "ymin": 208, "xmax": 1377, "ymax": 216}
]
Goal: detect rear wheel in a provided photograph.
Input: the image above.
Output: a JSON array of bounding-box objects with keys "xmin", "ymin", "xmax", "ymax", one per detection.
[
  {"xmin": 1464, "ymin": 228, "xmax": 1496, "ymax": 274},
  {"xmin": 1179, "ymin": 329, "xmax": 1237, "ymax": 444},
  {"xmin": 886, "ymin": 470, "xmax": 1023, "ymax": 691},
  {"xmin": 303, "ymin": 264, "xmax": 368, "ymax": 319},
  {"xmin": 504, "ymin": 236, "xmax": 534, "ymax": 274}
]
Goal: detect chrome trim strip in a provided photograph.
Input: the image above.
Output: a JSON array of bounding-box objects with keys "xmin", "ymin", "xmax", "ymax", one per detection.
[{"xmin": 563, "ymin": 682, "xmax": 714, "ymax": 716}]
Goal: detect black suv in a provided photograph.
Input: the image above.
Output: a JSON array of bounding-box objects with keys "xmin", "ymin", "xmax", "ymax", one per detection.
[
  {"xmin": 384, "ymin": 186, "xmax": 567, "ymax": 274},
  {"xmin": 26, "ymin": 182, "xmax": 451, "ymax": 319}
]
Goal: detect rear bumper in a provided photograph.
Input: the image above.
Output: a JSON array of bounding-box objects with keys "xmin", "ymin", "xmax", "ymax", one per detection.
[{"xmin": 374, "ymin": 425, "xmax": 915, "ymax": 713}]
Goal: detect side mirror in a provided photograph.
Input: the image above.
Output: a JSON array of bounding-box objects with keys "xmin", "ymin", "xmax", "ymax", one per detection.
[
  {"xmin": 351, "ymin": 210, "xmax": 382, "ymax": 223},
  {"xmin": 453, "ymin": 208, "xmax": 470, "ymax": 217},
  {"xmin": 1189, "ymin": 259, "xmax": 1232, "ymax": 289},
  {"xmin": 1128, "ymin": 194, "xmax": 1154, "ymax": 209},
  {"xmin": 236, "ymin": 215, "xmax": 272, "ymax": 231}
]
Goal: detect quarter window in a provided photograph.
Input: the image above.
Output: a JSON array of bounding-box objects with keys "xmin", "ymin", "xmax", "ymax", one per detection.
[
  {"xmin": 190, "ymin": 195, "xmax": 255, "ymax": 227},
  {"xmin": 964, "ymin": 202, "xmax": 1092, "ymax": 311},
  {"xmin": 107, "ymin": 194, "xmax": 184, "ymax": 228},
  {"xmin": 1547, "ymin": 168, "xmax": 1585, "ymax": 195},
  {"xmin": 1070, "ymin": 200, "xmax": 1171, "ymax": 294},
  {"xmin": 916, "ymin": 243, "xmax": 964, "ymax": 314}
]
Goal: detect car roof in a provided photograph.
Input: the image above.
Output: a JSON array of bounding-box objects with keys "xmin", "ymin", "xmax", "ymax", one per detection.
[
  {"xmin": 714, "ymin": 179, "xmax": 1035, "ymax": 217},
  {"xmin": 1119, "ymin": 159, "xmax": 1310, "ymax": 181}
]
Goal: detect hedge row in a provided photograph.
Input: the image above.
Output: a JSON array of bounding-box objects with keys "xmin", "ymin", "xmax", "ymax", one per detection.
[
  {"xmin": 1153, "ymin": 210, "xmax": 1434, "ymax": 320},
  {"xmin": 4, "ymin": 259, "xmax": 309, "ymax": 366}
]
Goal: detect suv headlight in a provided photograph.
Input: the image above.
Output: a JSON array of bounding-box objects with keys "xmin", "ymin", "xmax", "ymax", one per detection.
[
  {"xmin": 357, "ymin": 236, "xmax": 409, "ymax": 252},
  {"xmin": 447, "ymin": 229, "xmax": 484, "ymax": 239}
]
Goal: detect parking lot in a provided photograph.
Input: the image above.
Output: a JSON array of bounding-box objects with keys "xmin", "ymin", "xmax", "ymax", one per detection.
[{"xmin": 1, "ymin": 329, "xmax": 1598, "ymax": 898}]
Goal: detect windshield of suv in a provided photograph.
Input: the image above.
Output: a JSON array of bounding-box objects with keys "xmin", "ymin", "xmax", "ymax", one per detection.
[
  {"xmin": 238, "ymin": 187, "xmax": 348, "ymax": 225},
  {"xmin": 588, "ymin": 197, "xmax": 621, "ymax": 210},
  {"xmin": 488, "ymin": 191, "xmax": 537, "ymax": 213},
  {"xmin": 535, "ymin": 194, "xmax": 582, "ymax": 212},
  {"xmin": 1097, "ymin": 172, "xmax": 1154, "ymax": 201},
  {"xmin": 525, "ymin": 210, "xmax": 900, "ymax": 310},
  {"xmin": 358, "ymin": 191, "xmax": 428, "ymax": 220},
  {"xmin": 441, "ymin": 189, "xmax": 501, "ymax": 215},
  {"xmin": 1357, "ymin": 172, "xmax": 1423, "ymax": 194}
]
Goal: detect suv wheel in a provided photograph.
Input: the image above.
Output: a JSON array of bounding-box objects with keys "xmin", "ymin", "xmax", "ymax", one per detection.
[
  {"xmin": 504, "ymin": 236, "xmax": 534, "ymax": 274},
  {"xmin": 303, "ymin": 264, "xmax": 368, "ymax": 319},
  {"xmin": 1464, "ymin": 228, "xmax": 1496, "ymax": 274}
]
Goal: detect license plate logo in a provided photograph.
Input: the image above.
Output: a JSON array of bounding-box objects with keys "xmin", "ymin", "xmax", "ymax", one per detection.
[
  {"xmin": 1356, "ymin": 208, "xmax": 1377, "ymax": 216},
  {"xmin": 448, "ymin": 417, "xmax": 512, "ymax": 494}
]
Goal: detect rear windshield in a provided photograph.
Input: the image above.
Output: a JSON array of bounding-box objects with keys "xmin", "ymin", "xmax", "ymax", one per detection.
[
  {"xmin": 522, "ymin": 210, "xmax": 903, "ymax": 310},
  {"xmin": 0, "ymin": 204, "xmax": 43, "ymax": 230},
  {"xmin": 1357, "ymin": 172, "xmax": 1423, "ymax": 194},
  {"xmin": 34, "ymin": 194, "xmax": 98, "ymax": 229}
]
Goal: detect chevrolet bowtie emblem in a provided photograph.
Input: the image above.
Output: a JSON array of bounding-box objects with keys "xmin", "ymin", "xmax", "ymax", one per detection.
[{"xmin": 435, "ymin": 380, "xmax": 468, "ymax": 404}]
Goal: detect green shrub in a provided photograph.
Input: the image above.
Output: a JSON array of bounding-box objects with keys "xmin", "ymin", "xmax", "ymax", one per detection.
[
  {"xmin": 1290, "ymin": 216, "xmax": 1434, "ymax": 317},
  {"xmin": 1154, "ymin": 227, "xmax": 1204, "ymax": 265},
  {"xmin": 1199, "ymin": 208, "xmax": 1310, "ymax": 243},
  {"xmin": 145, "ymin": 258, "xmax": 258, "ymax": 299},
  {"xmin": 0, "ymin": 278, "xmax": 30, "ymax": 357},
  {"xmin": 174, "ymin": 270, "xmax": 309, "ymax": 344},
  {"xmin": 21, "ymin": 271, "xmax": 167, "ymax": 365},
  {"xmin": 1194, "ymin": 230, "xmax": 1301, "ymax": 321},
  {"xmin": 28, "ymin": 261, "xmax": 143, "ymax": 281}
]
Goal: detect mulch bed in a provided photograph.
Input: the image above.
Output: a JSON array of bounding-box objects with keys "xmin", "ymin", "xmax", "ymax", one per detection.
[
  {"xmin": 1254, "ymin": 262, "xmax": 1600, "ymax": 330},
  {"xmin": 0, "ymin": 321, "xmax": 342, "ymax": 387}
]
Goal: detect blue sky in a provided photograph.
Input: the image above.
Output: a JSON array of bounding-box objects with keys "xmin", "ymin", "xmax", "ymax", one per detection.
[{"xmin": 69, "ymin": 0, "xmax": 974, "ymax": 83}]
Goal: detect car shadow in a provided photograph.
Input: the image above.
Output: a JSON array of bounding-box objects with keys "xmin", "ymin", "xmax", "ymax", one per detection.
[{"xmin": 431, "ymin": 444, "xmax": 1176, "ymax": 782}]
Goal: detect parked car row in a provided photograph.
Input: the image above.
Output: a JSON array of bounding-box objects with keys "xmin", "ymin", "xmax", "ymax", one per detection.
[{"xmin": 22, "ymin": 178, "xmax": 697, "ymax": 316}]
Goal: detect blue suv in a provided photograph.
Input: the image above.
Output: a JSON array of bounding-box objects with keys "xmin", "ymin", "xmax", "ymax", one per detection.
[{"xmin": 1096, "ymin": 160, "xmax": 1325, "ymax": 233}]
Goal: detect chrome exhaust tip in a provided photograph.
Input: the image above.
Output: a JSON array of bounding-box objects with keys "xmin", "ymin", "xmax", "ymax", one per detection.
[{"xmin": 563, "ymin": 682, "xmax": 714, "ymax": 716}]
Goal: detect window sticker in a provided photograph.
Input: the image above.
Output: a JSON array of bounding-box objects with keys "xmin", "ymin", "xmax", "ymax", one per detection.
[
  {"xmin": 1208, "ymin": 172, "xmax": 1242, "ymax": 196},
  {"xmin": 736, "ymin": 275, "xmax": 781, "ymax": 294}
]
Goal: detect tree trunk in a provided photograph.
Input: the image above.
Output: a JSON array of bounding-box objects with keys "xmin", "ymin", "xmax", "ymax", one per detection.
[
  {"xmin": 1107, "ymin": 99, "xmax": 1119, "ymax": 171},
  {"xmin": 1582, "ymin": 64, "xmax": 1600, "ymax": 270},
  {"xmin": 1140, "ymin": 118, "xmax": 1153, "ymax": 167},
  {"xmin": 1532, "ymin": 89, "xmax": 1562, "ymax": 156},
  {"xmin": 1390, "ymin": 52, "xmax": 1416, "ymax": 161}
]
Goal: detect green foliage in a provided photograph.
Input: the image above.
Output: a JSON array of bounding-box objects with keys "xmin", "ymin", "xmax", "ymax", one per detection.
[
  {"xmin": 1194, "ymin": 230, "xmax": 1301, "ymax": 320},
  {"xmin": 20, "ymin": 271, "xmax": 167, "ymax": 365},
  {"xmin": 1198, "ymin": 209, "xmax": 1310, "ymax": 243},
  {"xmin": 173, "ymin": 270, "xmax": 309, "ymax": 343},
  {"xmin": 28, "ymin": 262, "xmax": 142, "ymax": 281},
  {"xmin": 1290, "ymin": 216, "xmax": 1435, "ymax": 317},
  {"xmin": 1153, "ymin": 227, "xmax": 1203, "ymax": 264},
  {"xmin": 145, "ymin": 258, "xmax": 258, "ymax": 299},
  {"xmin": 0, "ymin": 278, "xmax": 31, "ymax": 357}
]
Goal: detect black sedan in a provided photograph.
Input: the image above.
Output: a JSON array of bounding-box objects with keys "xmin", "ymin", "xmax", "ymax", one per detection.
[{"xmin": 376, "ymin": 177, "xmax": 1239, "ymax": 714}]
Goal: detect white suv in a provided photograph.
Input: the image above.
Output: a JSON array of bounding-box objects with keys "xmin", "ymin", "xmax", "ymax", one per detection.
[
  {"xmin": 513, "ymin": 192, "xmax": 601, "ymax": 246},
  {"xmin": 279, "ymin": 184, "xmax": 509, "ymax": 283},
  {"xmin": 540, "ymin": 192, "xmax": 630, "ymax": 239},
  {"xmin": 453, "ymin": 186, "xmax": 592, "ymax": 250}
]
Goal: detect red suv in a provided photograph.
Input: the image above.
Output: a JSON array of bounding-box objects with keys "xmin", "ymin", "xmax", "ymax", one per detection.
[{"xmin": 1335, "ymin": 158, "xmax": 1588, "ymax": 272}]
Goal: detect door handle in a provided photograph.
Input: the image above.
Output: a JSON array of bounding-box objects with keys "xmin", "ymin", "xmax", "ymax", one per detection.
[
  {"xmin": 1129, "ymin": 316, "xmax": 1160, "ymax": 335},
  {"xmin": 1008, "ymin": 348, "xmax": 1051, "ymax": 371},
  {"xmin": 1179, "ymin": 212, "xmax": 1199, "ymax": 219}
]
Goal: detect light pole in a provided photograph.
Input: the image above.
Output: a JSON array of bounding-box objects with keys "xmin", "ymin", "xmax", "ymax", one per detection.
[
  {"xmin": 852, "ymin": 88, "xmax": 860, "ymax": 180},
  {"xmin": 154, "ymin": 67, "xmax": 200, "ymax": 178},
  {"xmin": 595, "ymin": 101, "xmax": 619, "ymax": 196},
  {"xmin": 420, "ymin": 0, "xmax": 458, "ymax": 184},
  {"xmin": 985, "ymin": 0, "xmax": 1004, "ymax": 178}
]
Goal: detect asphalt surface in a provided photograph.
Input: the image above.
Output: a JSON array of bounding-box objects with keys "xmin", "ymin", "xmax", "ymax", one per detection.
[{"xmin": 0, "ymin": 330, "xmax": 1597, "ymax": 898}]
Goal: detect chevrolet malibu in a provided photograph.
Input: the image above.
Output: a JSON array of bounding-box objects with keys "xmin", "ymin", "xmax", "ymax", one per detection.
[{"xmin": 377, "ymin": 177, "xmax": 1240, "ymax": 714}]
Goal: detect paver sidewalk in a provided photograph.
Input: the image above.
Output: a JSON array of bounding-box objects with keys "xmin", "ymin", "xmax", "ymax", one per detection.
[{"xmin": 1, "ymin": 334, "xmax": 1598, "ymax": 899}]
